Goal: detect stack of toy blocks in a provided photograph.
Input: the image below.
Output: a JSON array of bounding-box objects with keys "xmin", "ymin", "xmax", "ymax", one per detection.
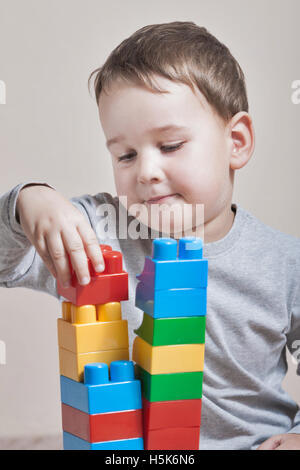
[
  {"xmin": 133, "ymin": 237, "xmax": 208, "ymax": 450},
  {"xmin": 60, "ymin": 361, "xmax": 144, "ymax": 449},
  {"xmin": 56, "ymin": 244, "xmax": 144, "ymax": 450}
]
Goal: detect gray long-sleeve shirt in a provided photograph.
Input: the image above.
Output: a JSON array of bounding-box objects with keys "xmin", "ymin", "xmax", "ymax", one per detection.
[{"xmin": 1, "ymin": 182, "xmax": 300, "ymax": 450}]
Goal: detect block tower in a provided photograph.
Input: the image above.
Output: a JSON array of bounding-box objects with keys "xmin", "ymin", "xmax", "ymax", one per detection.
[
  {"xmin": 133, "ymin": 237, "xmax": 208, "ymax": 450},
  {"xmin": 56, "ymin": 244, "xmax": 144, "ymax": 450}
]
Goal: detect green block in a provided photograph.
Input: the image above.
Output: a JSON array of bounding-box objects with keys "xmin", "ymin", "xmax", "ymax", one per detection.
[
  {"xmin": 135, "ymin": 365, "xmax": 203, "ymax": 402},
  {"xmin": 134, "ymin": 313, "xmax": 206, "ymax": 346}
]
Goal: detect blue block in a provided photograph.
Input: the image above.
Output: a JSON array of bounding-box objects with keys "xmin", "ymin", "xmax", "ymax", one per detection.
[
  {"xmin": 137, "ymin": 237, "xmax": 208, "ymax": 290},
  {"xmin": 135, "ymin": 281, "xmax": 207, "ymax": 318},
  {"xmin": 60, "ymin": 361, "xmax": 142, "ymax": 414},
  {"xmin": 63, "ymin": 432, "xmax": 144, "ymax": 450}
]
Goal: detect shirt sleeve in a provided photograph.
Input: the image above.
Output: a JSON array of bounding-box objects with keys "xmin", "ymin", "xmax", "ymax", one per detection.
[
  {"xmin": 286, "ymin": 273, "xmax": 300, "ymax": 434},
  {"xmin": 0, "ymin": 182, "xmax": 91, "ymax": 299},
  {"xmin": 287, "ymin": 414, "xmax": 300, "ymax": 434}
]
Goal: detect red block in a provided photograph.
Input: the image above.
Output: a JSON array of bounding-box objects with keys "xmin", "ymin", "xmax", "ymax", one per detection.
[
  {"xmin": 57, "ymin": 246, "xmax": 128, "ymax": 306},
  {"xmin": 144, "ymin": 427, "xmax": 200, "ymax": 450},
  {"xmin": 61, "ymin": 404, "xmax": 143, "ymax": 443},
  {"xmin": 142, "ymin": 397, "xmax": 202, "ymax": 430}
]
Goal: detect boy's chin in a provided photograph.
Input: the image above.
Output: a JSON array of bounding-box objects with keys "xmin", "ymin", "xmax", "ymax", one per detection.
[
  {"xmin": 126, "ymin": 200, "xmax": 205, "ymax": 239},
  {"xmin": 136, "ymin": 213, "xmax": 202, "ymax": 239}
]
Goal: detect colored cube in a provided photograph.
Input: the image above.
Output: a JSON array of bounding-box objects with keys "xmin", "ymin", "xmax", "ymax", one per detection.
[
  {"xmin": 142, "ymin": 397, "xmax": 202, "ymax": 430},
  {"xmin": 59, "ymin": 347, "xmax": 129, "ymax": 382},
  {"xmin": 135, "ymin": 365, "xmax": 203, "ymax": 402},
  {"xmin": 63, "ymin": 432, "xmax": 144, "ymax": 450},
  {"xmin": 137, "ymin": 237, "xmax": 208, "ymax": 290},
  {"xmin": 135, "ymin": 281, "xmax": 207, "ymax": 318},
  {"xmin": 132, "ymin": 336, "xmax": 205, "ymax": 374},
  {"xmin": 57, "ymin": 307, "xmax": 129, "ymax": 354},
  {"xmin": 62, "ymin": 403, "xmax": 143, "ymax": 442},
  {"xmin": 134, "ymin": 312, "xmax": 206, "ymax": 346},
  {"xmin": 60, "ymin": 361, "xmax": 142, "ymax": 414},
  {"xmin": 57, "ymin": 249, "xmax": 128, "ymax": 306},
  {"xmin": 144, "ymin": 426, "xmax": 200, "ymax": 450}
]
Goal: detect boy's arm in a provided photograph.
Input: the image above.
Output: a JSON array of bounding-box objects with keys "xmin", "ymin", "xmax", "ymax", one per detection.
[
  {"xmin": 286, "ymin": 290, "xmax": 300, "ymax": 435},
  {"xmin": 0, "ymin": 182, "xmax": 94, "ymax": 298},
  {"xmin": 257, "ymin": 268, "xmax": 300, "ymax": 450}
]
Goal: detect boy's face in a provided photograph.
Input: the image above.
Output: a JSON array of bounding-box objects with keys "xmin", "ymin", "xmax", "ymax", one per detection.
[{"xmin": 98, "ymin": 75, "xmax": 234, "ymax": 239}]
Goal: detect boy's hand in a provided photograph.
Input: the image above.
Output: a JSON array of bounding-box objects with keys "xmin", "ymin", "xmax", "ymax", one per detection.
[
  {"xmin": 257, "ymin": 433, "xmax": 300, "ymax": 450},
  {"xmin": 16, "ymin": 185, "xmax": 104, "ymax": 287}
]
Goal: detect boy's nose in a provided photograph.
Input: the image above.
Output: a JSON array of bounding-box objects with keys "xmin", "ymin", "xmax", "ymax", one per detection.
[{"xmin": 137, "ymin": 153, "xmax": 165, "ymax": 185}]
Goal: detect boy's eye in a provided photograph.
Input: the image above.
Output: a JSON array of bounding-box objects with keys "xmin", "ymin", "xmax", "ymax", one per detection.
[
  {"xmin": 118, "ymin": 152, "xmax": 136, "ymax": 162},
  {"xmin": 161, "ymin": 142, "xmax": 184, "ymax": 153},
  {"xmin": 118, "ymin": 142, "xmax": 184, "ymax": 162}
]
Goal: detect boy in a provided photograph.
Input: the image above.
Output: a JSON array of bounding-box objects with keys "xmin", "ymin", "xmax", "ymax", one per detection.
[{"xmin": 0, "ymin": 21, "xmax": 299, "ymax": 450}]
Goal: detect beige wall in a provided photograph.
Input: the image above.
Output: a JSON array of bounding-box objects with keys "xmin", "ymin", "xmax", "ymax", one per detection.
[{"xmin": 0, "ymin": 0, "xmax": 299, "ymax": 442}]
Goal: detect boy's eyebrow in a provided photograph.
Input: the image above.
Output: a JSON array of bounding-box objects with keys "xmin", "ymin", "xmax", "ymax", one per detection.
[{"xmin": 106, "ymin": 124, "xmax": 189, "ymax": 148}]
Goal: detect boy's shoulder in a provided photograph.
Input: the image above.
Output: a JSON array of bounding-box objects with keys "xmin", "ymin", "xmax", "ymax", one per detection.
[{"xmin": 236, "ymin": 203, "xmax": 300, "ymax": 260}]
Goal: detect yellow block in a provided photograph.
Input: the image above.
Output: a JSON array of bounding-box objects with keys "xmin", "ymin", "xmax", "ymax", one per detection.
[
  {"xmin": 97, "ymin": 302, "xmax": 122, "ymax": 321},
  {"xmin": 71, "ymin": 304, "xmax": 97, "ymax": 324},
  {"xmin": 132, "ymin": 337, "xmax": 205, "ymax": 374},
  {"xmin": 59, "ymin": 347, "xmax": 129, "ymax": 382},
  {"xmin": 62, "ymin": 302, "xmax": 72, "ymax": 322},
  {"xmin": 57, "ymin": 318, "xmax": 129, "ymax": 354}
]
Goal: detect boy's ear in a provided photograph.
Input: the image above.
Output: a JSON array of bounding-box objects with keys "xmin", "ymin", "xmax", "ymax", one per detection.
[{"xmin": 228, "ymin": 112, "xmax": 255, "ymax": 170}]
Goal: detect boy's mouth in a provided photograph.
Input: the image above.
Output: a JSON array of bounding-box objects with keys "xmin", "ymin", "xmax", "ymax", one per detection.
[{"xmin": 145, "ymin": 193, "xmax": 179, "ymax": 204}]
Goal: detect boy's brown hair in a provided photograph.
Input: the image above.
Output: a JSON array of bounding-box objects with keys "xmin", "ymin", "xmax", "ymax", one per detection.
[{"xmin": 88, "ymin": 21, "xmax": 248, "ymax": 122}]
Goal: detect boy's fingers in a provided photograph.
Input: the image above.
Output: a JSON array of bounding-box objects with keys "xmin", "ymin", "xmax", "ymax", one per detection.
[
  {"xmin": 35, "ymin": 236, "xmax": 58, "ymax": 280},
  {"xmin": 257, "ymin": 435, "xmax": 282, "ymax": 450},
  {"xmin": 77, "ymin": 223, "xmax": 104, "ymax": 272},
  {"xmin": 45, "ymin": 232, "xmax": 72, "ymax": 287},
  {"xmin": 60, "ymin": 227, "xmax": 91, "ymax": 285}
]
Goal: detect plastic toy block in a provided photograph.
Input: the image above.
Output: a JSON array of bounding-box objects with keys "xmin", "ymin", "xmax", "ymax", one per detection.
[
  {"xmin": 142, "ymin": 397, "xmax": 202, "ymax": 430},
  {"xmin": 137, "ymin": 237, "xmax": 208, "ymax": 290},
  {"xmin": 132, "ymin": 336, "xmax": 204, "ymax": 374},
  {"xmin": 135, "ymin": 282, "xmax": 207, "ymax": 318},
  {"xmin": 142, "ymin": 397, "xmax": 202, "ymax": 429},
  {"xmin": 57, "ymin": 247, "xmax": 128, "ymax": 306},
  {"xmin": 59, "ymin": 347, "xmax": 129, "ymax": 382},
  {"xmin": 144, "ymin": 426, "xmax": 200, "ymax": 450},
  {"xmin": 134, "ymin": 312, "xmax": 206, "ymax": 346},
  {"xmin": 97, "ymin": 302, "xmax": 124, "ymax": 321},
  {"xmin": 62, "ymin": 301, "xmax": 72, "ymax": 322},
  {"xmin": 57, "ymin": 303, "xmax": 129, "ymax": 354},
  {"xmin": 61, "ymin": 403, "xmax": 143, "ymax": 443},
  {"xmin": 60, "ymin": 361, "xmax": 142, "ymax": 414},
  {"xmin": 135, "ymin": 365, "xmax": 203, "ymax": 402},
  {"xmin": 63, "ymin": 432, "xmax": 144, "ymax": 450}
]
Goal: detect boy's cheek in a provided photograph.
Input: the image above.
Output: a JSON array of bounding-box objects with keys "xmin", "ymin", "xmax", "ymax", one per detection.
[{"xmin": 114, "ymin": 178, "xmax": 131, "ymax": 199}]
